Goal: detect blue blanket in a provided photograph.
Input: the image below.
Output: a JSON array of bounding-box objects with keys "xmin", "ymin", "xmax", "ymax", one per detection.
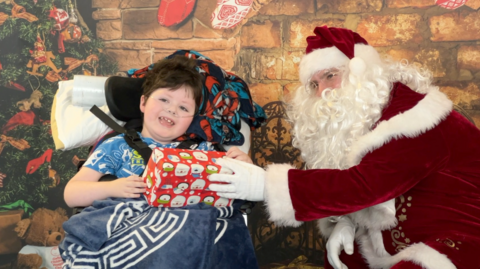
[{"xmin": 59, "ymin": 197, "xmax": 258, "ymax": 269}]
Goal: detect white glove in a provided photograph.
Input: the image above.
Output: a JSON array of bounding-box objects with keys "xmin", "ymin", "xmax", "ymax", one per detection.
[
  {"xmin": 326, "ymin": 217, "xmax": 356, "ymax": 269},
  {"xmin": 209, "ymin": 158, "xmax": 266, "ymax": 201}
]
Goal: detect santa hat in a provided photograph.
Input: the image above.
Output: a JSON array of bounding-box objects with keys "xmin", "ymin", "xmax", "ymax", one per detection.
[{"xmin": 299, "ymin": 26, "xmax": 382, "ymax": 85}]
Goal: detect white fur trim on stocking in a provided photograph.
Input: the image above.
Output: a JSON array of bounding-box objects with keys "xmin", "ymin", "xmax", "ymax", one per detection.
[{"xmin": 264, "ymin": 163, "xmax": 303, "ymax": 227}]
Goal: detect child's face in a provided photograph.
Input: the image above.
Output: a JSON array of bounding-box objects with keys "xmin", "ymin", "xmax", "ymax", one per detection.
[{"xmin": 140, "ymin": 86, "xmax": 195, "ymax": 144}]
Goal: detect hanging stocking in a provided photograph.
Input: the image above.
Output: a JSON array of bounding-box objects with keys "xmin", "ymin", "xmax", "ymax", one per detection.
[
  {"xmin": 26, "ymin": 148, "xmax": 53, "ymax": 174},
  {"xmin": 1, "ymin": 110, "xmax": 36, "ymax": 134},
  {"xmin": 436, "ymin": 0, "xmax": 468, "ymax": 9},
  {"xmin": 157, "ymin": 0, "xmax": 197, "ymax": 27},
  {"xmin": 211, "ymin": 0, "xmax": 253, "ymax": 29}
]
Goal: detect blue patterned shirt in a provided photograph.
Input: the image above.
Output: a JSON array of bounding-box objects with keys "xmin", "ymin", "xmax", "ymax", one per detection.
[{"xmin": 83, "ymin": 132, "xmax": 213, "ymax": 178}]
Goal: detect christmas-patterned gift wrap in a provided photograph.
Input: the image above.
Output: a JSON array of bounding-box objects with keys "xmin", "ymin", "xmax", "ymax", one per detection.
[{"xmin": 142, "ymin": 148, "xmax": 234, "ymax": 208}]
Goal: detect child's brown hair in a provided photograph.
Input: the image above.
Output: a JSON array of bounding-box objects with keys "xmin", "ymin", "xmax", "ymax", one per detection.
[{"xmin": 142, "ymin": 56, "xmax": 204, "ymax": 113}]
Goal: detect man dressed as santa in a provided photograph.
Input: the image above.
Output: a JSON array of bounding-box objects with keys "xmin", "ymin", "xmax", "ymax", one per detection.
[{"xmin": 209, "ymin": 26, "xmax": 480, "ymax": 269}]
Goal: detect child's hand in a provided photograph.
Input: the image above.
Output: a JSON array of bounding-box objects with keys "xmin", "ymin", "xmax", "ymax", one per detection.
[
  {"xmin": 225, "ymin": 147, "xmax": 253, "ymax": 164},
  {"xmin": 109, "ymin": 175, "xmax": 147, "ymax": 198}
]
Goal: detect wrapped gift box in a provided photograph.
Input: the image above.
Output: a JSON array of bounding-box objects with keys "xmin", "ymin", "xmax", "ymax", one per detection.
[{"xmin": 142, "ymin": 148, "xmax": 234, "ymax": 208}]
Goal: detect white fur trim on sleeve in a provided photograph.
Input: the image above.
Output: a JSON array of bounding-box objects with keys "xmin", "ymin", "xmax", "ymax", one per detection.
[
  {"xmin": 264, "ymin": 163, "xmax": 303, "ymax": 227},
  {"xmin": 347, "ymin": 88, "xmax": 452, "ymax": 167},
  {"xmin": 358, "ymin": 233, "xmax": 456, "ymax": 269}
]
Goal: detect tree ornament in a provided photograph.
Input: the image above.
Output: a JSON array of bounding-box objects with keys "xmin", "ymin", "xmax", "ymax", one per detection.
[
  {"xmin": 0, "ymin": 134, "xmax": 30, "ymax": 155},
  {"xmin": 68, "ymin": 0, "xmax": 78, "ymax": 24},
  {"xmin": 436, "ymin": 0, "xmax": 468, "ymax": 9},
  {"xmin": 49, "ymin": 7, "xmax": 69, "ymax": 31},
  {"xmin": 26, "ymin": 148, "xmax": 53, "ymax": 174},
  {"xmin": 0, "ymin": 172, "xmax": 5, "ymax": 188},
  {"xmin": 48, "ymin": 165, "xmax": 60, "ymax": 188},
  {"xmin": 211, "ymin": 0, "xmax": 254, "ymax": 29},
  {"xmin": 157, "ymin": 0, "xmax": 197, "ymax": 27},
  {"xmin": 60, "ymin": 23, "xmax": 82, "ymax": 44},
  {"xmin": 10, "ymin": 0, "xmax": 38, "ymax": 22},
  {"xmin": 16, "ymin": 90, "xmax": 43, "ymax": 112},
  {"xmin": 29, "ymin": 35, "xmax": 47, "ymax": 64},
  {"xmin": 26, "ymin": 50, "xmax": 61, "ymax": 77}
]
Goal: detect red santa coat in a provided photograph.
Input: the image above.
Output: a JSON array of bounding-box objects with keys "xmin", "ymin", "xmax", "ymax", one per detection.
[{"xmin": 264, "ymin": 83, "xmax": 480, "ymax": 269}]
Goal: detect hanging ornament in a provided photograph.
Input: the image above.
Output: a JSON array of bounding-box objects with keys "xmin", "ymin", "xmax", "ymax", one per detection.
[
  {"xmin": 5, "ymin": 81, "xmax": 26, "ymax": 91},
  {"xmin": 1, "ymin": 110, "xmax": 36, "ymax": 134},
  {"xmin": 26, "ymin": 148, "xmax": 53, "ymax": 174},
  {"xmin": 0, "ymin": 172, "xmax": 5, "ymax": 188},
  {"xmin": 48, "ymin": 165, "xmax": 60, "ymax": 188},
  {"xmin": 26, "ymin": 34, "xmax": 62, "ymax": 77},
  {"xmin": 68, "ymin": 0, "xmax": 78, "ymax": 24},
  {"xmin": 49, "ymin": 7, "xmax": 70, "ymax": 31},
  {"xmin": 16, "ymin": 90, "xmax": 43, "ymax": 111},
  {"xmin": 0, "ymin": 134, "xmax": 30, "ymax": 155},
  {"xmin": 211, "ymin": 0, "xmax": 254, "ymax": 29},
  {"xmin": 10, "ymin": 0, "xmax": 38, "ymax": 22},
  {"xmin": 29, "ymin": 34, "xmax": 47, "ymax": 64},
  {"xmin": 157, "ymin": 0, "xmax": 197, "ymax": 27},
  {"xmin": 60, "ymin": 23, "xmax": 82, "ymax": 44},
  {"xmin": 436, "ymin": 0, "xmax": 468, "ymax": 9}
]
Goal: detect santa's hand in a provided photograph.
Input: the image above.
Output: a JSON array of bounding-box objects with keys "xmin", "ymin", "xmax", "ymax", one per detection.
[
  {"xmin": 209, "ymin": 158, "xmax": 265, "ymax": 201},
  {"xmin": 326, "ymin": 217, "xmax": 355, "ymax": 269}
]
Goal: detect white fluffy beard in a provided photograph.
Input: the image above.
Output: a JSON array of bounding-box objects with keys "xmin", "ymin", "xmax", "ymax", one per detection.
[{"xmin": 288, "ymin": 66, "xmax": 392, "ymax": 170}]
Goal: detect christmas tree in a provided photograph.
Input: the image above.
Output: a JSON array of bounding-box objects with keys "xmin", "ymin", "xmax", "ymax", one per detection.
[{"xmin": 0, "ymin": 0, "xmax": 117, "ymax": 212}]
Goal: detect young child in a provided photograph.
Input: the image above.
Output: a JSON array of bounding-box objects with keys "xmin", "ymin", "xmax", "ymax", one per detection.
[{"xmin": 64, "ymin": 55, "xmax": 251, "ymax": 208}]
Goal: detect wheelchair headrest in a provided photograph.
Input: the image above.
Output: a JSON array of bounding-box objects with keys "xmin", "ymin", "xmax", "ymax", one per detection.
[{"xmin": 104, "ymin": 76, "xmax": 145, "ymax": 122}]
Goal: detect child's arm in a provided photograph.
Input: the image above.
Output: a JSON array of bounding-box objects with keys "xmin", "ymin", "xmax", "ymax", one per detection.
[
  {"xmin": 64, "ymin": 167, "xmax": 146, "ymax": 208},
  {"xmin": 225, "ymin": 146, "xmax": 253, "ymax": 164}
]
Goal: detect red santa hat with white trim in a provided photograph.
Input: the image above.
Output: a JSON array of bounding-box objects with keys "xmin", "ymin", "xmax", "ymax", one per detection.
[{"xmin": 299, "ymin": 26, "xmax": 382, "ymax": 85}]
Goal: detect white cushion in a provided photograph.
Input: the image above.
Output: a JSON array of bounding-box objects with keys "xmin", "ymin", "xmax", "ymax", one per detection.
[{"xmin": 51, "ymin": 79, "xmax": 125, "ymax": 151}]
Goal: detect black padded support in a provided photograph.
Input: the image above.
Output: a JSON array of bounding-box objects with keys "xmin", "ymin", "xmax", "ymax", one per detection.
[{"xmin": 104, "ymin": 76, "xmax": 146, "ymax": 122}]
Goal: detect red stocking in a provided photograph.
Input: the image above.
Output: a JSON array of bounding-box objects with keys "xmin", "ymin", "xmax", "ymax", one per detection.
[
  {"xmin": 26, "ymin": 148, "xmax": 53, "ymax": 174},
  {"xmin": 211, "ymin": 0, "xmax": 254, "ymax": 29},
  {"xmin": 157, "ymin": 0, "xmax": 197, "ymax": 27}
]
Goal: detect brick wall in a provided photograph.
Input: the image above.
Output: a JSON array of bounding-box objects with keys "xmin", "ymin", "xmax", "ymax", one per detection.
[{"xmin": 93, "ymin": 0, "xmax": 480, "ymax": 126}]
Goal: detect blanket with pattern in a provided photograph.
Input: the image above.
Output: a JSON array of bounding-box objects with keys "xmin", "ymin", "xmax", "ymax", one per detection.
[{"xmin": 59, "ymin": 197, "xmax": 258, "ymax": 269}]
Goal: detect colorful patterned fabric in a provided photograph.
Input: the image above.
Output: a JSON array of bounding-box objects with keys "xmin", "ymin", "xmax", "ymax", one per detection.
[
  {"xmin": 127, "ymin": 50, "xmax": 266, "ymax": 146},
  {"xmin": 83, "ymin": 132, "xmax": 212, "ymax": 178}
]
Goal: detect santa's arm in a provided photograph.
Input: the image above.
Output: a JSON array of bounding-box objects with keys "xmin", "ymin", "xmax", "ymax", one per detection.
[{"xmin": 263, "ymin": 128, "xmax": 449, "ymax": 226}]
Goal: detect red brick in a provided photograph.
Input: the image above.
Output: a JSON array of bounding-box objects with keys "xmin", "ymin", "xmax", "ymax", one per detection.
[
  {"xmin": 458, "ymin": 46, "xmax": 480, "ymax": 70},
  {"xmin": 92, "ymin": 10, "xmax": 121, "ymax": 20},
  {"xmin": 241, "ymin": 21, "xmax": 281, "ymax": 49},
  {"xmin": 430, "ymin": 11, "xmax": 480, "ymax": 41},
  {"xmin": 357, "ymin": 14, "xmax": 422, "ymax": 46},
  {"xmin": 193, "ymin": 19, "xmax": 223, "ymax": 38},
  {"xmin": 385, "ymin": 48, "xmax": 446, "ymax": 78},
  {"xmin": 386, "ymin": 0, "xmax": 434, "ymax": 8},
  {"xmin": 120, "ymin": 0, "xmax": 158, "ymax": 8},
  {"xmin": 249, "ymin": 83, "xmax": 283, "ymax": 106},
  {"xmin": 289, "ymin": 19, "xmax": 344, "ymax": 48},
  {"xmin": 103, "ymin": 41, "xmax": 152, "ymax": 50},
  {"xmin": 96, "ymin": 20, "xmax": 122, "ymax": 40},
  {"xmin": 92, "ymin": 0, "xmax": 120, "ymax": 8},
  {"xmin": 440, "ymin": 83, "xmax": 480, "ymax": 110},
  {"xmin": 152, "ymin": 38, "xmax": 236, "ymax": 51},
  {"xmin": 259, "ymin": 0, "xmax": 314, "ymax": 16},
  {"xmin": 104, "ymin": 49, "xmax": 152, "ymax": 71},
  {"xmin": 466, "ymin": 0, "xmax": 480, "ymax": 10},
  {"xmin": 282, "ymin": 51, "xmax": 303, "ymax": 80},
  {"xmin": 317, "ymin": 0, "xmax": 382, "ymax": 13},
  {"xmin": 123, "ymin": 9, "xmax": 193, "ymax": 40}
]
